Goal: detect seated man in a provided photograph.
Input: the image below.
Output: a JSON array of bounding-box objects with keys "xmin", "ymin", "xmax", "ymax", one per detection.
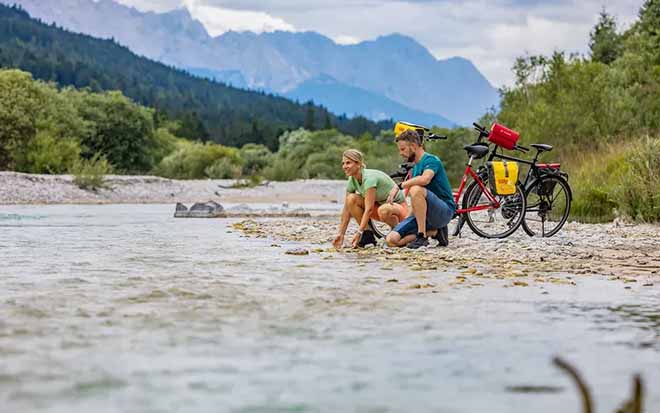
[
  {"xmin": 333, "ymin": 149, "xmax": 408, "ymax": 248},
  {"xmin": 386, "ymin": 129, "xmax": 456, "ymax": 249}
]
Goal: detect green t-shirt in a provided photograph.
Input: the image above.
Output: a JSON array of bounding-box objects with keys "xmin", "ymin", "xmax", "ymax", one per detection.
[
  {"xmin": 346, "ymin": 168, "xmax": 405, "ymax": 204},
  {"xmin": 412, "ymin": 153, "xmax": 456, "ymax": 211}
]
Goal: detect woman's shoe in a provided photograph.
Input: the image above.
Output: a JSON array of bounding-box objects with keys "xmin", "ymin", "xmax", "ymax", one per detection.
[{"xmin": 357, "ymin": 230, "xmax": 377, "ymax": 247}]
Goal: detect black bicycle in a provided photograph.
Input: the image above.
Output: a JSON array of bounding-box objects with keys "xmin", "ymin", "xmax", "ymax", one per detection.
[{"xmin": 472, "ymin": 123, "xmax": 573, "ymax": 238}]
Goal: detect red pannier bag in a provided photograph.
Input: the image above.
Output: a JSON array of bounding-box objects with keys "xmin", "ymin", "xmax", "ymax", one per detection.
[{"xmin": 489, "ymin": 123, "xmax": 520, "ymax": 150}]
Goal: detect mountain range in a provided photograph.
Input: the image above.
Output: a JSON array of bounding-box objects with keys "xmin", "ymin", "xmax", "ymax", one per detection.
[{"xmin": 5, "ymin": 0, "xmax": 500, "ymax": 126}]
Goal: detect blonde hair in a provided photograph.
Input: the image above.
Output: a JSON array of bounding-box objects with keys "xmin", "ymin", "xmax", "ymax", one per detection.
[{"xmin": 342, "ymin": 149, "xmax": 366, "ymax": 167}]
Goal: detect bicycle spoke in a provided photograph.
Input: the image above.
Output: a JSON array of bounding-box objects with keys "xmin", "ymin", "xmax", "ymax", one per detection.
[
  {"xmin": 464, "ymin": 181, "xmax": 527, "ymax": 238},
  {"xmin": 522, "ymin": 175, "xmax": 571, "ymax": 237}
]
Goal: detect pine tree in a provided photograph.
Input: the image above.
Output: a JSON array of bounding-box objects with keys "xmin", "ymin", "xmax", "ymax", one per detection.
[
  {"xmin": 589, "ymin": 9, "xmax": 623, "ymax": 64},
  {"xmin": 304, "ymin": 104, "xmax": 315, "ymax": 131},
  {"xmin": 322, "ymin": 109, "xmax": 332, "ymax": 130}
]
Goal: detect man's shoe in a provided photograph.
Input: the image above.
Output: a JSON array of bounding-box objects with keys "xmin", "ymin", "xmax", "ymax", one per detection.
[
  {"xmin": 407, "ymin": 233, "xmax": 429, "ymax": 249},
  {"xmin": 357, "ymin": 230, "xmax": 377, "ymax": 247},
  {"xmin": 434, "ymin": 226, "xmax": 449, "ymax": 247}
]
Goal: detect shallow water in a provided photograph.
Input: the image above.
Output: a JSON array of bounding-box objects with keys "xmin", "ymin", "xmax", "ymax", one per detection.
[{"xmin": 0, "ymin": 204, "xmax": 658, "ymax": 413}]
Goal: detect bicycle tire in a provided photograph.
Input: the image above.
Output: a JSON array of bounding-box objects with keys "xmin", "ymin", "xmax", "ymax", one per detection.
[
  {"xmin": 463, "ymin": 180, "xmax": 527, "ymax": 238},
  {"xmin": 368, "ymin": 219, "xmax": 389, "ymax": 239},
  {"xmin": 522, "ymin": 175, "xmax": 572, "ymax": 237}
]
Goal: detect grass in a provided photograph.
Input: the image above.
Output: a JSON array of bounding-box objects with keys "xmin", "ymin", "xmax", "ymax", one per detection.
[{"xmin": 567, "ymin": 135, "xmax": 660, "ymax": 223}]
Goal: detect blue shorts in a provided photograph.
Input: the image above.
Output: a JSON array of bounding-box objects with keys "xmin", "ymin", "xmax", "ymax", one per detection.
[{"xmin": 393, "ymin": 189, "xmax": 454, "ymax": 237}]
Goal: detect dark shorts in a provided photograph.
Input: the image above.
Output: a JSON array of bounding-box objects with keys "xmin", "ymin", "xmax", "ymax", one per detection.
[{"xmin": 393, "ymin": 189, "xmax": 454, "ymax": 237}]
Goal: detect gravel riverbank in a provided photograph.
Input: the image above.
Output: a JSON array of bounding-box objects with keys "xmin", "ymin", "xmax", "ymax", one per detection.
[
  {"xmin": 0, "ymin": 171, "xmax": 345, "ymax": 205},
  {"xmin": 231, "ymin": 217, "xmax": 660, "ymax": 289}
]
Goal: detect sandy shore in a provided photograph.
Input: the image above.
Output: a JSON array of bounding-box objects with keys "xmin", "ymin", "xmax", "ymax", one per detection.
[{"xmin": 0, "ymin": 171, "xmax": 345, "ymax": 205}]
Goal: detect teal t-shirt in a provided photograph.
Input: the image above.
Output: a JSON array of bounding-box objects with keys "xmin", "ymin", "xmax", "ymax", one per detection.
[
  {"xmin": 412, "ymin": 153, "xmax": 456, "ymax": 211},
  {"xmin": 346, "ymin": 168, "xmax": 405, "ymax": 204}
]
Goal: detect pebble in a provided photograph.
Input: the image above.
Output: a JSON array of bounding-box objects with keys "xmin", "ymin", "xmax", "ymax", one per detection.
[{"xmin": 285, "ymin": 248, "xmax": 309, "ymax": 256}]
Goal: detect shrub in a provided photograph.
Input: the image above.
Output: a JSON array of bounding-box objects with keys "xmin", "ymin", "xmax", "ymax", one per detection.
[
  {"xmin": 204, "ymin": 157, "xmax": 242, "ymax": 179},
  {"xmin": 231, "ymin": 175, "xmax": 264, "ymax": 188},
  {"xmin": 239, "ymin": 143, "xmax": 273, "ymax": 175},
  {"xmin": 263, "ymin": 157, "xmax": 299, "ymax": 181},
  {"xmin": 612, "ymin": 136, "xmax": 660, "ymax": 221},
  {"xmin": 70, "ymin": 153, "xmax": 113, "ymax": 190},
  {"xmin": 153, "ymin": 141, "xmax": 243, "ymax": 179},
  {"xmin": 570, "ymin": 136, "xmax": 660, "ymax": 222},
  {"xmin": 148, "ymin": 127, "xmax": 180, "ymax": 167},
  {"xmin": 303, "ymin": 146, "xmax": 346, "ymax": 179},
  {"xmin": 25, "ymin": 131, "xmax": 81, "ymax": 174}
]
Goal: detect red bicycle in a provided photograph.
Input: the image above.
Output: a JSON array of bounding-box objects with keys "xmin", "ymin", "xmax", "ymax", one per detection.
[{"xmin": 449, "ymin": 126, "xmax": 527, "ymax": 238}]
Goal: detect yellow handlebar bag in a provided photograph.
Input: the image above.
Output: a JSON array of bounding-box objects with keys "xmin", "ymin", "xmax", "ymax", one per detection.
[
  {"xmin": 394, "ymin": 121, "xmax": 428, "ymax": 138},
  {"xmin": 487, "ymin": 161, "xmax": 518, "ymax": 196}
]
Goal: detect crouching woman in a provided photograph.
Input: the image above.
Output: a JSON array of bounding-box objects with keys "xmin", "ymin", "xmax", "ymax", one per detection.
[{"xmin": 333, "ymin": 149, "xmax": 408, "ymax": 248}]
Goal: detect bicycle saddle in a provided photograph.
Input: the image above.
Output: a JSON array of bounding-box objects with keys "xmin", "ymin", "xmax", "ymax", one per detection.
[
  {"xmin": 531, "ymin": 144, "xmax": 553, "ymax": 152},
  {"xmin": 463, "ymin": 144, "xmax": 490, "ymax": 159}
]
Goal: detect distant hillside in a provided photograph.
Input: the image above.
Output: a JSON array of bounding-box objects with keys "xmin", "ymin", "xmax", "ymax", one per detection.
[
  {"xmin": 5, "ymin": 0, "xmax": 500, "ymax": 125},
  {"xmin": 0, "ymin": 4, "xmax": 390, "ymax": 149},
  {"xmin": 285, "ymin": 75, "xmax": 455, "ymax": 128}
]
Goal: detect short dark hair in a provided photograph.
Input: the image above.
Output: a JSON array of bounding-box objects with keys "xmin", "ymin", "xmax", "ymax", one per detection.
[{"xmin": 395, "ymin": 129, "xmax": 422, "ymax": 146}]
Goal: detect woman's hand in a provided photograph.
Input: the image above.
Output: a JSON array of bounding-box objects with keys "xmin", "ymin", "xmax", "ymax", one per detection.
[
  {"xmin": 386, "ymin": 186, "xmax": 400, "ymax": 204},
  {"xmin": 351, "ymin": 231, "xmax": 362, "ymax": 248},
  {"xmin": 332, "ymin": 234, "xmax": 345, "ymax": 249}
]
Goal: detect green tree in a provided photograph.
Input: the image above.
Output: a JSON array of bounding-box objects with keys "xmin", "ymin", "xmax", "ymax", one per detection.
[
  {"xmin": 175, "ymin": 111, "xmax": 210, "ymax": 141},
  {"xmin": 66, "ymin": 90, "xmax": 157, "ymax": 172},
  {"xmin": 589, "ymin": 9, "xmax": 623, "ymax": 64},
  {"xmin": 304, "ymin": 103, "xmax": 315, "ymax": 131},
  {"xmin": 322, "ymin": 109, "xmax": 332, "ymax": 130},
  {"xmin": 0, "ymin": 70, "xmax": 45, "ymax": 169}
]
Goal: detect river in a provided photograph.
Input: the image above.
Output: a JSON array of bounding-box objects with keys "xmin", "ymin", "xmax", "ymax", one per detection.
[{"xmin": 0, "ymin": 204, "xmax": 658, "ymax": 412}]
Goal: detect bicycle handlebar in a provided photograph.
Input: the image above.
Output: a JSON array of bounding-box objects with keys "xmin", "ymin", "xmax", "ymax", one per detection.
[
  {"xmin": 472, "ymin": 123, "xmax": 489, "ymax": 142},
  {"xmin": 427, "ymin": 133, "xmax": 447, "ymax": 140}
]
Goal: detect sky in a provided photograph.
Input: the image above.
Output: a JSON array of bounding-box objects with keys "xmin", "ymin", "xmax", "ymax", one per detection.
[{"xmin": 113, "ymin": 0, "xmax": 646, "ymax": 88}]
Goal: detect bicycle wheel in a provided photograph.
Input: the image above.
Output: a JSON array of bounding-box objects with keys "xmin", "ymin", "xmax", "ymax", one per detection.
[
  {"xmin": 368, "ymin": 219, "xmax": 390, "ymax": 239},
  {"xmin": 463, "ymin": 180, "xmax": 527, "ymax": 238},
  {"xmin": 522, "ymin": 175, "xmax": 571, "ymax": 237}
]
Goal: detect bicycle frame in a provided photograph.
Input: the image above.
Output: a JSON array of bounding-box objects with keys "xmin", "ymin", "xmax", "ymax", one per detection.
[
  {"xmin": 486, "ymin": 146, "xmax": 563, "ymax": 190},
  {"xmin": 487, "ymin": 149, "xmax": 536, "ymax": 188},
  {"xmin": 454, "ymin": 155, "xmax": 500, "ymax": 215}
]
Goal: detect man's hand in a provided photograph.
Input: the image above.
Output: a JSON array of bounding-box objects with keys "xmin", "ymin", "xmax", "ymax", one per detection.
[
  {"xmin": 351, "ymin": 232, "xmax": 362, "ymax": 248},
  {"xmin": 332, "ymin": 234, "xmax": 344, "ymax": 249},
  {"xmin": 386, "ymin": 186, "xmax": 400, "ymax": 204}
]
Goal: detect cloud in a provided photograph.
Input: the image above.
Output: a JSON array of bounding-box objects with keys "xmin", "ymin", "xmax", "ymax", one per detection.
[
  {"xmin": 116, "ymin": 0, "xmax": 295, "ymax": 34},
  {"xmin": 114, "ymin": 0, "xmax": 180, "ymax": 12},
  {"xmin": 182, "ymin": 0, "xmax": 295, "ymax": 35},
  {"xmin": 116, "ymin": 0, "xmax": 645, "ymax": 87}
]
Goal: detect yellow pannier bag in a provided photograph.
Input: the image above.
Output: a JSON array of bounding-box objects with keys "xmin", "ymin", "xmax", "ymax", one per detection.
[
  {"xmin": 394, "ymin": 121, "xmax": 429, "ymax": 138},
  {"xmin": 487, "ymin": 161, "xmax": 519, "ymax": 196}
]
